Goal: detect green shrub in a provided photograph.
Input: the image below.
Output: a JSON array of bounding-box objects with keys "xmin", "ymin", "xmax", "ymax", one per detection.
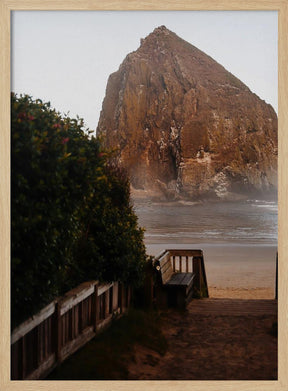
[{"xmin": 11, "ymin": 93, "xmax": 146, "ymax": 327}]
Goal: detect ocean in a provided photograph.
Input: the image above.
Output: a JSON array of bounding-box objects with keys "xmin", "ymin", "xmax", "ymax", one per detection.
[
  {"xmin": 134, "ymin": 199, "xmax": 278, "ymax": 246},
  {"xmin": 133, "ymin": 199, "xmax": 278, "ymax": 289}
]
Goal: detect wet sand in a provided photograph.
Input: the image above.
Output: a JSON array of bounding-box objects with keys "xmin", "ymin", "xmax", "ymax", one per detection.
[{"xmin": 146, "ymin": 243, "xmax": 277, "ymax": 299}]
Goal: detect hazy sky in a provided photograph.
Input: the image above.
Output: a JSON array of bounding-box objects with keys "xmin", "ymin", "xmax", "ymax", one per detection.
[{"xmin": 11, "ymin": 11, "xmax": 278, "ymax": 132}]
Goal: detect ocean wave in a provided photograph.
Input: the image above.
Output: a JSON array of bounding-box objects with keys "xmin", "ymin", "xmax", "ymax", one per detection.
[
  {"xmin": 145, "ymin": 229, "xmax": 277, "ymax": 241},
  {"xmin": 138, "ymin": 199, "xmax": 278, "ymax": 245},
  {"xmin": 252, "ymin": 204, "xmax": 278, "ymax": 211}
]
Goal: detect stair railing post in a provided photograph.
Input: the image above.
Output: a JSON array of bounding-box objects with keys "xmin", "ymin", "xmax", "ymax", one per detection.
[
  {"xmin": 55, "ymin": 301, "xmax": 62, "ymax": 363},
  {"xmin": 93, "ymin": 282, "xmax": 99, "ymax": 331},
  {"xmin": 193, "ymin": 256, "xmax": 201, "ymax": 295}
]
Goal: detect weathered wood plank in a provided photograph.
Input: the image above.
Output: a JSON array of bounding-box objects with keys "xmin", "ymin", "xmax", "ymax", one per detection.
[
  {"xmin": 158, "ymin": 252, "xmax": 173, "ymax": 284},
  {"xmin": 112, "ymin": 282, "xmax": 119, "ymax": 311},
  {"xmin": 105, "ymin": 290, "xmax": 110, "ymax": 318},
  {"xmin": 21, "ymin": 335, "xmax": 26, "ymax": 379},
  {"xmin": 11, "ymin": 301, "xmax": 56, "ymax": 344},
  {"xmin": 93, "ymin": 284, "xmax": 98, "ymax": 330},
  {"xmin": 96, "ymin": 313, "xmax": 113, "ymax": 332},
  {"xmin": 166, "ymin": 273, "xmax": 195, "ymax": 287},
  {"xmin": 169, "ymin": 249, "xmax": 203, "ymax": 257},
  {"xmin": 60, "ymin": 326, "xmax": 95, "ymax": 363},
  {"xmin": 158, "ymin": 251, "xmax": 170, "ymax": 262},
  {"xmin": 55, "ymin": 302, "xmax": 62, "ymax": 362},
  {"xmin": 161, "ymin": 258, "xmax": 171, "ymax": 273},
  {"xmin": 158, "ymin": 251, "xmax": 171, "ymax": 266},
  {"xmin": 161, "ymin": 268, "xmax": 174, "ymax": 284},
  {"xmin": 166, "ymin": 273, "xmax": 186, "ymax": 285},
  {"xmin": 11, "ymin": 280, "xmax": 128, "ymax": 380},
  {"xmin": 98, "ymin": 282, "xmax": 114, "ymax": 296},
  {"xmin": 60, "ymin": 282, "xmax": 96, "ymax": 316},
  {"xmin": 25, "ymin": 353, "xmax": 56, "ymax": 380},
  {"xmin": 181, "ymin": 273, "xmax": 195, "ymax": 286},
  {"xmin": 154, "ymin": 249, "xmax": 209, "ymax": 308}
]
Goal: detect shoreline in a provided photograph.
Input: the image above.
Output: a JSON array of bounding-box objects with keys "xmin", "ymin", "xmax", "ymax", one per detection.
[{"xmin": 146, "ymin": 242, "xmax": 277, "ymax": 299}]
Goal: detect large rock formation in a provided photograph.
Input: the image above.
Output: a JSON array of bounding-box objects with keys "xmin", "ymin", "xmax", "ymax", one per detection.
[{"xmin": 97, "ymin": 26, "xmax": 277, "ymax": 201}]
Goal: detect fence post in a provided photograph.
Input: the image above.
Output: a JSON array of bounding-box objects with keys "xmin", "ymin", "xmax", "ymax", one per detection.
[
  {"xmin": 172, "ymin": 256, "xmax": 176, "ymax": 272},
  {"xmin": 105, "ymin": 289, "xmax": 110, "ymax": 318},
  {"xmin": 21, "ymin": 336, "xmax": 26, "ymax": 379},
  {"xmin": 112, "ymin": 282, "xmax": 118, "ymax": 311},
  {"xmin": 55, "ymin": 301, "xmax": 62, "ymax": 362},
  {"xmin": 36, "ymin": 324, "xmax": 40, "ymax": 369},
  {"xmin": 79, "ymin": 300, "xmax": 84, "ymax": 333},
  {"xmin": 93, "ymin": 283, "xmax": 99, "ymax": 331},
  {"xmin": 193, "ymin": 257, "xmax": 202, "ymax": 296}
]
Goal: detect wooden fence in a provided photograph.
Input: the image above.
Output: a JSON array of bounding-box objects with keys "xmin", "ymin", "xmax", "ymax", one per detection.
[
  {"xmin": 11, "ymin": 280, "xmax": 132, "ymax": 380},
  {"xmin": 168, "ymin": 249, "xmax": 209, "ymax": 298},
  {"xmin": 11, "ymin": 249, "xmax": 209, "ymax": 380},
  {"xmin": 144, "ymin": 249, "xmax": 209, "ymax": 307}
]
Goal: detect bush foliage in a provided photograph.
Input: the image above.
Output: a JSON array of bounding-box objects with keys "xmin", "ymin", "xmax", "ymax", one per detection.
[{"xmin": 11, "ymin": 93, "xmax": 146, "ymax": 327}]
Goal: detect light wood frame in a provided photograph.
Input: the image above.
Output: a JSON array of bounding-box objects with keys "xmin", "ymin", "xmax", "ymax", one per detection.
[{"xmin": 1, "ymin": 1, "xmax": 287, "ymax": 390}]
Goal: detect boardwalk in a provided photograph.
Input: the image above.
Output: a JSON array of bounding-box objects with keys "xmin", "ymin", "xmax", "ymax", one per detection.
[
  {"xmin": 128, "ymin": 298, "xmax": 277, "ymax": 380},
  {"xmin": 188, "ymin": 298, "xmax": 277, "ymax": 316}
]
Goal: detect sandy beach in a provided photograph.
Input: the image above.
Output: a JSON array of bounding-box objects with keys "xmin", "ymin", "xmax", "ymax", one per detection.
[{"xmin": 146, "ymin": 243, "xmax": 277, "ymax": 299}]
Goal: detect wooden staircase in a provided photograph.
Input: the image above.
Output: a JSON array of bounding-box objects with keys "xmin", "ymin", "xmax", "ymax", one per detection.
[{"xmin": 187, "ymin": 298, "xmax": 277, "ymax": 316}]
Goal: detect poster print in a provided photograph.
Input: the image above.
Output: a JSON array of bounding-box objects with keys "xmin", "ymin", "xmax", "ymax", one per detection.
[{"xmin": 1, "ymin": 2, "xmax": 287, "ymax": 391}]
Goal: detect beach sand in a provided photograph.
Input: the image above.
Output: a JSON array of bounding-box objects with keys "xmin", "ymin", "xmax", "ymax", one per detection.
[
  {"xmin": 146, "ymin": 243, "xmax": 277, "ymax": 299},
  {"xmin": 128, "ymin": 243, "xmax": 278, "ymax": 380}
]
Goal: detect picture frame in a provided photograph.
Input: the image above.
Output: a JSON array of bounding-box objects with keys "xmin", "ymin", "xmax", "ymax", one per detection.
[{"xmin": 1, "ymin": 1, "xmax": 287, "ymax": 390}]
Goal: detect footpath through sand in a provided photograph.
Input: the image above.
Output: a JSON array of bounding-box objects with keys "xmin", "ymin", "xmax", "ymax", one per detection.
[{"xmin": 128, "ymin": 298, "xmax": 277, "ymax": 380}]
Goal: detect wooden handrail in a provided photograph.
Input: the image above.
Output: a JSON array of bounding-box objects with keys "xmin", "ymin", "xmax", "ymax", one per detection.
[
  {"xmin": 153, "ymin": 249, "xmax": 209, "ymax": 298},
  {"xmin": 11, "ymin": 280, "xmax": 131, "ymax": 380},
  {"xmin": 169, "ymin": 249, "xmax": 203, "ymax": 257}
]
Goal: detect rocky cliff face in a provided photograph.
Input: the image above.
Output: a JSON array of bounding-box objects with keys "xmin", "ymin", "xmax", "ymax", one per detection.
[{"xmin": 97, "ymin": 26, "xmax": 277, "ymax": 201}]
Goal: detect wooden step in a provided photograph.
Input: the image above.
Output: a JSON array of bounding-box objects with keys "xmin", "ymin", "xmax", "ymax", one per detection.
[{"xmin": 187, "ymin": 298, "xmax": 277, "ymax": 316}]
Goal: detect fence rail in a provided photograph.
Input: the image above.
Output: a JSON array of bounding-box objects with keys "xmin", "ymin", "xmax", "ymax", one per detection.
[
  {"xmin": 11, "ymin": 249, "xmax": 209, "ymax": 379},
  {"xmin": 152, "ymin": 249, "xmax": 209, "ymax": 302},
  {"xmin": 11, "ymin": 280, "xmax": 132, "ymax": 380},
  {"xmin": 168, "ymin": 249, "xmax": 209, "ymax": 297}
]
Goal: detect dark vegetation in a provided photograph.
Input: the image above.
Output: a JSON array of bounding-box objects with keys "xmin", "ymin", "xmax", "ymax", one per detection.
[
  {"xmin": 47, "ymin": 309, "xmax": 167, "ymax": 380},
  {"xmin": 11, "ymin": 93, "xmax": 147, "ymax": 328},
  {"xmin": 270, "ymin": 321, "xmax": 278, "ymax": 338}
]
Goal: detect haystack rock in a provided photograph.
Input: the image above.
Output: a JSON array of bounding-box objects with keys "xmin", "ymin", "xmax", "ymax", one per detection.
[{"xmin": 97, "ymin": 26, "xmax": 277, "ymax": 201}]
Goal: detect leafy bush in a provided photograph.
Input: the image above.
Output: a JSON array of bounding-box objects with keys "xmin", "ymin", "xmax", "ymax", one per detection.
[{"xmin": 11, "ymin": 93, "xmax": 146, "ymax": 327}]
